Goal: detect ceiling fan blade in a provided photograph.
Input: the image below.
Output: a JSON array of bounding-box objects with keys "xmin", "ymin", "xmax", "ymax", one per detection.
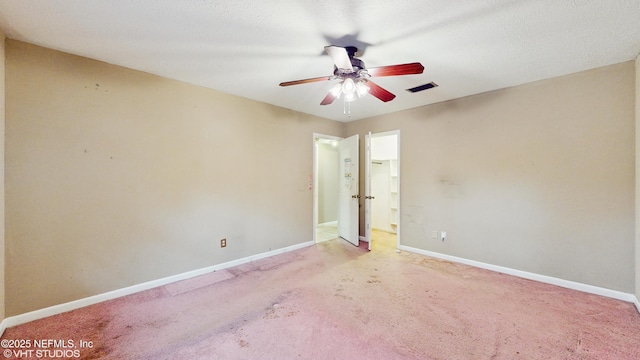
[
  {"xmin": 320, "ymin": 91, "xmax": 337, "ymax": 105},
  {"xmin": 367, "ymin": 80, "xmax": 396, "ymax": 102},
  {"xmin": 367, "ymin": 62, "xmax": 424, "ymax": 77},
  {"xmin": 279, "ymin": 76, "xmax": 332, "ymax": 87},
  {"xmin": 324, "ymin": 46, "xmax": 354, "ymax": 72},
  {"xmin": 406, "ymin": 82, "xmax": 438, "ymax": 93}
]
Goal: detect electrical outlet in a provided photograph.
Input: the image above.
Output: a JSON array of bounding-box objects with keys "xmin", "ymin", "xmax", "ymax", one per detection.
[
  {"xmin": 220, "ymin": 238, "xmax": 227, "ymax": 248},
  {"xmin": 440, "ymin": 231, "xmax": 447, "ymax": 242}
]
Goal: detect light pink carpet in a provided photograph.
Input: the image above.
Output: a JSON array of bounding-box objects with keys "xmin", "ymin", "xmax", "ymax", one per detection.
[{"xmin": 3, "ymin": 233, "xmax": 640, "ymax": 359}]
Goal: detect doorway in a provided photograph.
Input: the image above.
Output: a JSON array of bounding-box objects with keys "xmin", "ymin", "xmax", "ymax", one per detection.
[
  {"xmin": 314, "ymin": 131, "xmax": 398, "ymax": 249},
  {"xmin": 313, "ymin": 134, "xmax": 340, "ymax": 243},
  {"xmin": 365, "ymin": 131, "xmax": 400, "ymax": 251},
  {"xmin": 313, "ymin": 133, "xmax": 360, "ymax": 246}
]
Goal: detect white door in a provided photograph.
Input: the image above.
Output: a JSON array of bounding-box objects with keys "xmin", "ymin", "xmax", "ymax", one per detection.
[
  {"xmin": 365, "ymin": 132, "xmax": 373, "ymax": 250},
  {"xmin": 338, "ymin": 134, "xmax": 359, "ymax": 246}
]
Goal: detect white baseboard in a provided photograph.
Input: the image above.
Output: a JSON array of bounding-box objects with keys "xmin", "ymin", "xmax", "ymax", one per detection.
[
  {"xmin": 398, "ymin": 245, "xmax": 638, "ymax": 306},
  {"xmin": 634, "ymin": 296, "xmax": 640, "ymax": 314},
  {"xmin": 0, "ymin": 240, "xmax": 315, "ymax": 335}
]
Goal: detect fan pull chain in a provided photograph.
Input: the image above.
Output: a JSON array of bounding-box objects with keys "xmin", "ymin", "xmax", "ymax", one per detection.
[{"xmin": 343, "ymin": 99, "xmax": 351, "ymax": 117}]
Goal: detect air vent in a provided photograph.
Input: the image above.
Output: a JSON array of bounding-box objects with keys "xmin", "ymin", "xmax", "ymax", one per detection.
[{"xmin": 406, "ymin": 82, "xmax": 438, "ymax": 93}]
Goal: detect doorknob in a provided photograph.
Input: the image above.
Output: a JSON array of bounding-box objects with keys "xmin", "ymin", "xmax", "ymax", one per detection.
[{"xmin": 365, "ymin": 196, "xmax": 375, "ymax": 199}]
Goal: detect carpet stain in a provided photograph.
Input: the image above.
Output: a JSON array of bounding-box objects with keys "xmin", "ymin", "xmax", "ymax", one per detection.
[
  {"xmin": 237, "ymin": 339, "xmax": 249, "ymax": 347},
  {"xmin": 367, "ymin": 274, "xmax": 381, "ymax": 284},
  {"xmin": 334, "ymin": 293, "xmax": 353, "ymax": 300},
  {"xmin": 145, "ymin": 319, "xmax": 168, "ymax": 328}
]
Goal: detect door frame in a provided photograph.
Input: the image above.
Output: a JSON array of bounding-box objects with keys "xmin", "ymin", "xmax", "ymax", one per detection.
[
  {"xmin": 312, "ymin": 133, "xmax": 342, "ymax": 243},
  {"xmin": 364, "ymin": 130, "xmax": 401, "ymax": 250}
]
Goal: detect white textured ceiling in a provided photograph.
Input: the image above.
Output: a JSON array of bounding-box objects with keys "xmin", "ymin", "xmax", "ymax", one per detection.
[{"xmin": 0, "ymin": 0, "xmax": 639, "ymax": 121}]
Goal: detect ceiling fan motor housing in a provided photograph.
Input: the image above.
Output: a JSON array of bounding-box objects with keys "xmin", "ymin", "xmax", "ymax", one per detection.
[
  {"xmin": 333, "ymin": 46, "xmax": 367, "ymax": 77},
  {"xmin": 334, "ymin": 62, "xmax": 367, "ymax": 76}
]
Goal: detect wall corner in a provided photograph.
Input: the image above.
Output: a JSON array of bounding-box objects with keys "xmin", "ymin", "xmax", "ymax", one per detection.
[
  {"xmin": 0, "ymin": 31, "xmax": 6, "ymax": 323},
  {"xmin": 635, "ymin": 53, "xmax": 640, "ymax": 306}
]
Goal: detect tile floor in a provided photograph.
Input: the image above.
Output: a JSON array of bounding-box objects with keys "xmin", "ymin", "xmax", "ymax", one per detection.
[{"xmin": 315, "ymin": 222, "xmax": 338, "ymax": 242}]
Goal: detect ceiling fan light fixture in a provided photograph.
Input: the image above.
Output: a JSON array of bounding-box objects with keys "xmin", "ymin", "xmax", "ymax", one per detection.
[
  {"xmin": 330, "ymin": 82, "xmax": 342, "ymax": 97},
  {"xmin": 344, "ymin": 92, "xmax": 357, "ymax": 102},
  {"xmin": 355, "ymin": 80, "xmax": 369, "ymax": 98},
  {"xmin": 342, "ymin": 78, "xmax": 356, "ymax": 95}
]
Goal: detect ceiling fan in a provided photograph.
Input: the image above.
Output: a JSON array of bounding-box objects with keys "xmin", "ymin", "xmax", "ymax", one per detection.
[{"xmin": 279, "ymin": 45, "xmax": 436, "ymax": 110}]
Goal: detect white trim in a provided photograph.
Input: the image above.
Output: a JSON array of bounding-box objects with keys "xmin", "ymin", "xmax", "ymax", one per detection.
[
  {"xmin": 634, "ymin": 296, "xmax": 640, "ymax": 313},
  {"xmin": 359, "ymin": 236, "xmax": 368, "ymax": 242},
  {"xmin": 396, "ymin": 130, "xmax": 401, "ymax": 251},
  {"xmin": 398, "ymin": 245, "xmax": 638, "ymax": 304},
  {"xmin": 0, "ymin": 240, "xmax": 314, "ymax": 335},
  {"xmin": 365, "ymin": 132, "xmax": 372, "ymax": 247}
]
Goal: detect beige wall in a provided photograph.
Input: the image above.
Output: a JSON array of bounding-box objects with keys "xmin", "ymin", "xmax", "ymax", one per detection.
[
  {"xmin": 348, "ymin": 61, "xmax": 636, "ymax": 293},
  {"xmin": 0, "ymin": 32, "xmax": 6, "ymax": 320},
  {"xmin": 5, "ymin": 40, "xmax": 343, "ymax": 316},
  {"xmin": 636, "ymin": 54, "xmax": 640, "ymax": 302}
]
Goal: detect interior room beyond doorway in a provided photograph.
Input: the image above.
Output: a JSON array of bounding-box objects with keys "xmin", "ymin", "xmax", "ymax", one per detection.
[
  {"xmin": 368, "ymin": 131, "xmax": 399, "ymax": 250},
  {"xmin": 314, "ymin": 135, "xmax": 340, "ymax": 243}
]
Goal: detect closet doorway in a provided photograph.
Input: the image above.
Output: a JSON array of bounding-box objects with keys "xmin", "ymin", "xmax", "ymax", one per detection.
[{"xmin": 365, "ymin": 130, "xmax": 400, "ymax": 250}]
